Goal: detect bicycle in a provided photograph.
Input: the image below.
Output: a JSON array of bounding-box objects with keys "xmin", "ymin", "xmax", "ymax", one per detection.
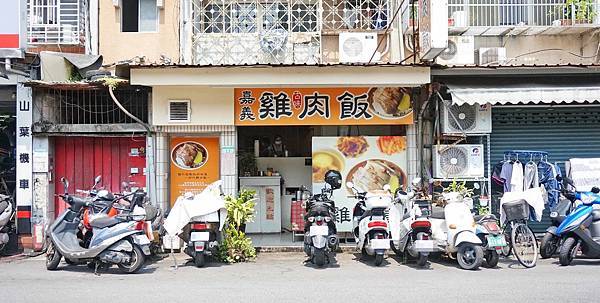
[{"xmin": 499, "ymin": 199, "xmax": 538, "ymax": 268}]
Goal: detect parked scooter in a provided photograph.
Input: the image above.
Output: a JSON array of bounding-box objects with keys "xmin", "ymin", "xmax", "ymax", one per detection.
[
  {"xmin": 0, "ymin": 194, "xmax": 14, "ymax": 254},
  {"xmin": 302, "ymin": 170, "xmax": 340, "ymax": 267},
  {"xmin": 349, "ymin": 182, "xmax": 393, "ymax": 266},
  {"xmin": 389, "ymin": 178, "xmax": 435, "ymax": 267},
  {"xmin": 539, "ymin": 179, "xmax": 575, "ymax": 259},
  {"xmin": 474, "ymin": 214, "xmax": 506, "ymax": 268},
  {"xmin": 163, "ymin": 181, "xmax": 227, "ymax": 268},
  {"xmin": 46, "ymin": 178, "xmax": 151, "ymax": 274},
  {"xmin": 430, "ymin": 192, "xmax": 484, "ymax": 270},
  {"xmin": 552, "ymin": 177, "xmax": 600, "ymax": 266}
]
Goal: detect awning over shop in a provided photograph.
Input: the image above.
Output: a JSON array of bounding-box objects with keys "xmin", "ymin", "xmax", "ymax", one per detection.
[{"xmin": 447, "ymin": 84, "xmax": 600, "ymax": 105}]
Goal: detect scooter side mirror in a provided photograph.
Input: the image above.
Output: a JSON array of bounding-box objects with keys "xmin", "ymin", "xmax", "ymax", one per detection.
[
  {"xmin": 61, "ymin": 177, "xmax": 69, "ymax": 194},
  {"xmin": 92, "ymin": 175, "xmax": 102, "ymax": 189}
]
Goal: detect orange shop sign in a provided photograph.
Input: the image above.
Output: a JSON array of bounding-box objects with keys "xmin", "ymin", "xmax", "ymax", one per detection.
[
  {"xmin": 169, "ymin": 137, "xmax": 220, "ymax": 207},
  {"xmin": 234, "ymin": 88, "xmax": 414, "ymax": 126}
]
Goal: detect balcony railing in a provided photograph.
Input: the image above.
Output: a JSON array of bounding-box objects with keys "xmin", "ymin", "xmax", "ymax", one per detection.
[
  {"xmin": 402, "ymin": 0, "xmax": 600, "ymax": 36},
  {"xmin": 448, "ymin": 0, "xmax": 599, "ymax": 27},
  {"xmin": 191, "ymin": 0, "xmax": 392, "ymax": 65},
  {"xmin": 28, "ymin": 0, "xmax": 82, "ymax": 45}
]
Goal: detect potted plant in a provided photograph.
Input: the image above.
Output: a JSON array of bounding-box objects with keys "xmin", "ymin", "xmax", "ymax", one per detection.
[
  {"xmin": 560, "ymin": 0, "xmax": 597, "ymax": 25},
  {"xmin": 217, "ymin": 189, "xmax": 257, "ymax": 263},
  {"xmin": 238, "ymin": 151, "xmax": 257, "ymax": 177}
]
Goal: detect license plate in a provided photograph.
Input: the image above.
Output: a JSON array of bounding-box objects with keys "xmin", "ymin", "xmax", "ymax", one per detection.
[
  {"xmin": 132, "ymin": 234, "xmax": 151, "ymax": 245},
  {"xmin": 309, "ymin": 225, "xmax": 329, "ymax": 236},
  {"xmin": 371, "ymin": 238, "xmax": 390, "ymax": 250},
  {"xmin": 414, "ymin": 240, "xmax": 435, "ymax": 252},
  {"xmin": 191, "ymin": 231, "xmax": 210, "ymax": 242},
  {"xmin": 487, "ymin": 235, "xmax": 507, "ymax": 248},
  {"xmin": 194, "ymin": 241, "xmax": 205, "ymax": 252}
]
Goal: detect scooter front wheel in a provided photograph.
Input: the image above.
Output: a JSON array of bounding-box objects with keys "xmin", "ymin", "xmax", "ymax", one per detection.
[
  {"xmin": 117, "ymin": 245, "xmax": 146, "ymax": 273},
  {"xmin": 457, "ymin": 244, "xmax": 483, "ymax": 270},
  {"xmin": 559, "ymin": 237, "xmax": 577, "ymax": 266},
  {"xmin": 45, "ymin": 240, "xmax": 62, "ymax": 270},
  {"xmin": 540, "ymin": 232, "xmax": 559, "ymax": 259},
  {"xmin": 483, "ymin": 250, "xmax": 499, "ymax": 268},
  {"xmin": 313, "ymin": 248, "xmax": 326, "ymax": 267}
]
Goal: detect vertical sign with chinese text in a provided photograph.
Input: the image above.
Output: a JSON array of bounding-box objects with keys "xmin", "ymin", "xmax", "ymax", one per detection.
[
  {"xmin": 235, "ymin": 88, "xmax": 413, "ymax": 126},
  {"xmin": 16, "ymin": 81, "xmax": 32, "ymax": 208},
  {"xmin": 170, "ymin": 137, "xmax": 220, "ymax": 207}
]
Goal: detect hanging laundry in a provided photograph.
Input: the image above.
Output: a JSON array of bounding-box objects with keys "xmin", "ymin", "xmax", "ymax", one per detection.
[
  {"xmin": 511, "ymin": 161, "xmax": 524, "ymax": 192},
  {"xmin": 500, "ymin": 187, "xmax": 545, "ymax": 223},
  {"xmin": 499, "ymin": 161, "xmax": 514, "ymax": 192},
  {"xmin": 523, "ymin": 161, "xmax": 539, "ymax": 189}
]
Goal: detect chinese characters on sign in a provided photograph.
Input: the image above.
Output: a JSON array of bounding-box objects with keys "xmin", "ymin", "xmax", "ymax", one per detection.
[
  {"xmin": 234, "ymin": 88, "xmax": 414, "ymax": 126},
  {"xmin": 16, "ymin": 81, "xmax": 33, "ymax": 207},
  {"xmin": 169, "ymin": 137, "xmax": 220, "ymax": 207}
]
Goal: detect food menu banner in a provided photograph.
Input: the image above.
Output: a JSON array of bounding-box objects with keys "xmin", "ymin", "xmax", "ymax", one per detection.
[
  {"xmin": 312, "ymin": 136, "xmax": 408, "ymax": 232},
  {"xmin": 234, "ymin": 88, "xmax": 413, "ymax": 126},
  {"xmin": 170, "ymin": 137, "xmax": 220, "ymax": 206}
]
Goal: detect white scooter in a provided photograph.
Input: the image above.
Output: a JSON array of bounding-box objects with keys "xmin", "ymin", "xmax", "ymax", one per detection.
[
  {"xmin": 389, "ymin": 178, "xmax": 435, "ymax": 267},
  {"xmin": 0, "ymin": 194, "xmax": 14, "ymax": 253},
  {"xmin": 430, "ymin": 192, "xmax": 484, "ymax": 270},
  {"xmin": 349, "ymin": 182, "xmax": 392, "ymax": 266}
]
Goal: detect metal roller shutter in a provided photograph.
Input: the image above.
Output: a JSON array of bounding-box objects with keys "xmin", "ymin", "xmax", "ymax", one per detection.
[{"xmin": 490, "ymin": 106, "xmax": 600, "ymax": 233}]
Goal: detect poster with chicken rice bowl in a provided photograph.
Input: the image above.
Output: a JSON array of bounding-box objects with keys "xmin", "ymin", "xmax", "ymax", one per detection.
[{"xmin": 312, "ymin": 136, "xmax": 407, "ymax": 232}]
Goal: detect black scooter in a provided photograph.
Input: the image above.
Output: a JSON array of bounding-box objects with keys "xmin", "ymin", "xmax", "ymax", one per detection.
[
  {"xmin": 540, "ymin": 191, "xmax": 575, "ymax": 258},
  {"xmin": 303, "ymin": 170, "xmax": 341, "ymax": 267}
]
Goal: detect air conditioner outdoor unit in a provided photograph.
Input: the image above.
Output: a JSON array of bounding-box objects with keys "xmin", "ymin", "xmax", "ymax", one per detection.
[
  {"xmin": 433, "ymin": 144, "xmax": 485, "ymax": 179},
  {"xmin": 442, "ymin": 103, "xmax": 492, "ymax": 134},
  {"xmin": 435, "ymin": 36, "xmax": 475, "ymax": 65},
  {"xmin": 478, "ymin": 47, "xmax": 507, "ymax": 65},
  {"xmin": 339, "ymin": 32, "xmax": 379, "ymax": 63}
]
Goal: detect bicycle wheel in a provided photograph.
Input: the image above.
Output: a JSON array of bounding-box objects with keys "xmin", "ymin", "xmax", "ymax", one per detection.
[
  {"xmin": 500, "ymin": 225, "xmax": 512, "ymax": 257},
  {"xmin": 511, "ymin": 223, "xmax": 538, "ymax": 268}
]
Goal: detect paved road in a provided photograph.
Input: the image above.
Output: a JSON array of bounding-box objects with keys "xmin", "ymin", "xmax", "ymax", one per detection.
[{"xmin": 1, "ymin": 252, "xmax": 596, "ymax": 303}]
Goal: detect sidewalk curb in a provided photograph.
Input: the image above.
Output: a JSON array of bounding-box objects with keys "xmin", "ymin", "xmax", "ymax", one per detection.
[{"xmin": 256, "ymin": 246, "xmax": 357, "ymax": 253}]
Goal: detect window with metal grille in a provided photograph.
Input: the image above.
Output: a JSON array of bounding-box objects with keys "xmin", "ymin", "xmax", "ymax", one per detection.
[
  {"xmin": 168, "ymin": 100, "xmax": 191, "ymax": 122},
  {"xmin": 27, "ymin": 0, "xmax": 81, "ymax": 44},
  {"xmin": 38, "ymin": 87, "xmax": 149, "ymax": 125}
]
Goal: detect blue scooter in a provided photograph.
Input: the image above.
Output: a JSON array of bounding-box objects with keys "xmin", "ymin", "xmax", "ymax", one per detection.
[{"xmin": 552, "ymin": 177, "xmax": 600, "ymax": 266}]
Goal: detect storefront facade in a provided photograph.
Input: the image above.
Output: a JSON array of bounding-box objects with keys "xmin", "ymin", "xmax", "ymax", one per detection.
[
  {"xmin": 131, "ymin": 64, "xmax": 431, "ymax": 234},
  {"xmin": 434, "ymin": 68, "xmax": 600, "ymax": 233}
]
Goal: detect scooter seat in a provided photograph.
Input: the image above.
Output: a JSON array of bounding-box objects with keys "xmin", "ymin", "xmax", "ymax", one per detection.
[
  {"xmin": 592, "ymin": 210, "xmax": 600, "ymax": 222},
  {"xmin": 430, "ymin": 206, "xmax": 445, "ymax": 219},
  {"xmin": 89, "ymin": 216, "xmax": 124, "ymax": 229},
  {"xmin": 474, "ymin": 214, "xmax": 497, "ymax": 222},
  {"xmin": 0, "ymin": 200, "xmax": 8, "ymax": 213}
]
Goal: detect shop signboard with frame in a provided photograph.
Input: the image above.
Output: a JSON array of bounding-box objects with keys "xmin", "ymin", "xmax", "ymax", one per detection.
[
  {"xmin": 312, "ymin": 136, "xmax": 408, "ymax": 232},
  {"xmin": 234, "ymin": 88, "xmax": 414, "ymax": 126},
  {"xmin": 169, "ymin": 137, "xmax": 220, "ymax": 206}
]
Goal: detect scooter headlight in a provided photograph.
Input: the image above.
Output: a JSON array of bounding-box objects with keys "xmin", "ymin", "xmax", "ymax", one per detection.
[
  {"xmin": 550, "ymin": 211, "xmax": 558, "ymax": 218},
  {"xmin": 324, "ymin": 217, "xmax": 331, "ymax": 222},
  {"xmin": 307, "ymin": 216, "xmax": 315, "ymax": 223}
]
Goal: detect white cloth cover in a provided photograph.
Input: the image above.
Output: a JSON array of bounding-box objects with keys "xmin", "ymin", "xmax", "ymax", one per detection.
[
  {"xmin": 163, "ymin": 181, "xmax": 228, "ymax": 236},
  {"xmin": 500, "ymin": 187, "xmax": 545, "ymax": 223}
]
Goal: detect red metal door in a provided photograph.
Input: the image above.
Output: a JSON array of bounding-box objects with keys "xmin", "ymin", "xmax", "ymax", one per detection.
[{"xmin": 53, "ymin": 136, "xmax": 147, "ymax": 217}]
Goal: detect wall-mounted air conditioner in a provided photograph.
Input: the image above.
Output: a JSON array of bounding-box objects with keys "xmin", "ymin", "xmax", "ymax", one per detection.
[
  {"xmin": 442, "ymin": 103, "xmax": 492, "ymax": 134},
  {"xmin": 478, "ymin": 47, "xmax": 507, "ymax": 65},
  {"xmin": 433, "ymin": 144, "xmax": 485, "ymax": 179},
  {"xmin": 435, "ymin": 36, "xmax": 475, "ymax": 65},
  {"xmin": 339, "ymin": 32, "xmax": 379, "ymax": 63}
]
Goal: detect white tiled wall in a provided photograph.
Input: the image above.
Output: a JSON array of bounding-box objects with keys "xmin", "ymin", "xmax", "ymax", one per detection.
[
  {"xmin": 406, "ymin": 124, "xmax": 418, "ymax": 182},
  {"xmin": 150, "ymin": 125, "xmax": 238, "ymax": 210}
]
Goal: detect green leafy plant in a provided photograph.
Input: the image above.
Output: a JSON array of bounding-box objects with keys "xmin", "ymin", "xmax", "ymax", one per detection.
[
  {"xmin": 565, "ymin": 0, "xmax": 596, "ymax": 21},
  {"xmin": 225, "ymin": 189, "xmax": 256, "ymax": 230},
  {"xmin": 444, "ymin": 180, "xmax": 474, "ymax": 199},
  {"xmin": 217, "ymin": 227, "xmax": 257, "ymax": 263},
  {"xmin": 217, "ymin": 189, "xmax": 257, "ymax": 263},
  {"xmin": 476, "ymin": 203, "xmax": 490, "ymax": 216},
  {"xmin": 238, "ymin": 151, "xmax": 257, "ymax": 176}
]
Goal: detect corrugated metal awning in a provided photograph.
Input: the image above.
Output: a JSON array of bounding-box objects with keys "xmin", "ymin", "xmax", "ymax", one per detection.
[{"xmin": 447, "ymin": 84, "xmax": 600, "ymax": 105}]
